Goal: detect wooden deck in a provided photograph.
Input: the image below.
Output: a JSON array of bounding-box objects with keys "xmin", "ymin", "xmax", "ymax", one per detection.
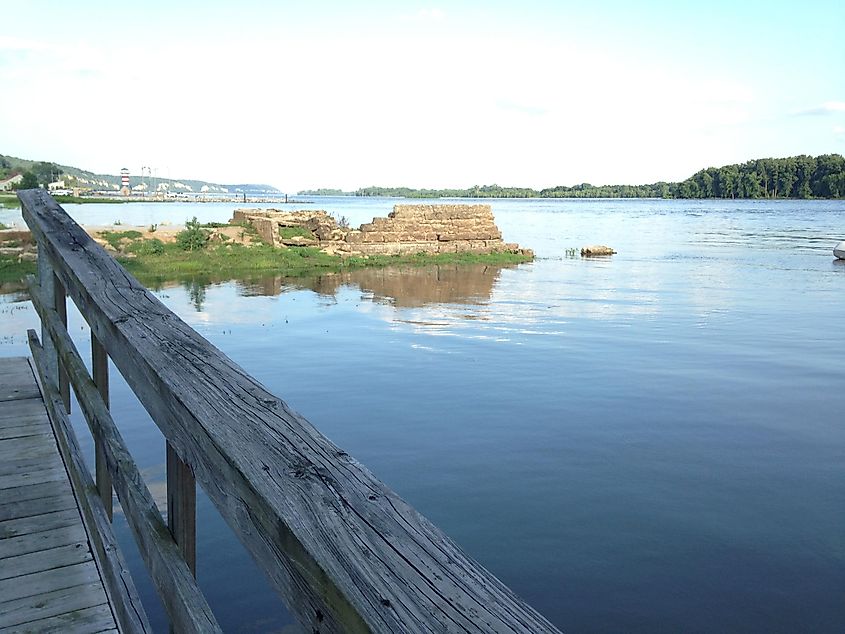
[{"xmin": 0, "ymin": 357, "xmax": 118, "ymax": 633}]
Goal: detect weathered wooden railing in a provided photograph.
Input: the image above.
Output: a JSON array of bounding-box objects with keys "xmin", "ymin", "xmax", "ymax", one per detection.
[{"xmin": 19, "ymin": 189, "xmax": 561, "ymax": 633}]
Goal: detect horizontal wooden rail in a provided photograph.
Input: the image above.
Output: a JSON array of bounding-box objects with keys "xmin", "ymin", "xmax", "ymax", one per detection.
[
  {"xmin": 20, "ymin": 189, "xmax": 561, "ymax": 633},
  {"xmin": 28, "ymin": 333, "xmax": 152, "ymax": 634},
  {"xmin": 26, "ymin": 280, "xmax": 221, "ymax": 633}
]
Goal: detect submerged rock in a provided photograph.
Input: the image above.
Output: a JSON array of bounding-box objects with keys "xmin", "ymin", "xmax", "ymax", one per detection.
[{"xmin": 581, "ymin": 245, "xmax": 616, "ymax": 256}]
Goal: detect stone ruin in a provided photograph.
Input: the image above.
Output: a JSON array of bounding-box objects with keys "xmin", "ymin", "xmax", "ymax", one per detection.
[
  {"xmin": 0, "ymin": 229, "xmax": 37, "ymax": 263},
  {"xmin": 230, "ymin": 204, "xmax": 532, "ymax": 258}
]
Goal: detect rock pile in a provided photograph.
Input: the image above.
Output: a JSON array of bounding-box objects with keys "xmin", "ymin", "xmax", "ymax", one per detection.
[
  {"xmin": 230, "ymin": 204, "xmax": 532, "ymax": 257},
  {"xmin": 580, "ymin": 245, "xmax": 616, "ymax": 256}
]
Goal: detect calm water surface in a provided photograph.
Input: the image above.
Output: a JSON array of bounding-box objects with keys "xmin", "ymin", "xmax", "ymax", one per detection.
[{"xmin": 1, "ymin": 198, "xmax": 843, "ymax": 632}]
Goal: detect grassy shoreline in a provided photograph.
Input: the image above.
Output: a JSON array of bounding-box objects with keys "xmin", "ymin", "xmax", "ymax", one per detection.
[
  {"xmin": 120, "ymin": 242, "xmax": 532, "ymax": 283},
  {"xmin": 1, "ymin": 238, "xmax": 532, "ymax": 288}
]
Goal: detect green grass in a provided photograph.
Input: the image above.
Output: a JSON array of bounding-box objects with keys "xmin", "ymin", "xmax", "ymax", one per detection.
[
  {"xmin": 0, "ymin": 222, "xmax": 9, "ymax": 230},
  {"xmin": 0, "ymin": 236, "xmax": 532, "ymax": 289},
  {"xmin": 279, "ymin": 226, "xmax": 313, "ymax": 239},
  {"xmin": 52, "ymin": 195, "xmax": 138, "ymax": 204},
  {"xmin": 0, "ymin": 196, "xmax": 19, "ymax": 209},
  {"xmin": 0, "ymin": 256, "xmax": 35, "ymax": 285},
  {"xmin": 119, "ymin": 240, "xmax": 532, "ymax": 284},
  {"xmin": 99, "ymin": 230, "xmax": 143, "ymax": 250}
]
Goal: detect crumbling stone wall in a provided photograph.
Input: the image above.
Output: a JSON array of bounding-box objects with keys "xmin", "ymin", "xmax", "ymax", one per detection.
[{"xmin": 230, "ymin": 204, "xmax": 531, "ymax": 257}]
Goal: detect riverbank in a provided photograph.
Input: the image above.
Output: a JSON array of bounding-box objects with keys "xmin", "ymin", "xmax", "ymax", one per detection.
[{"xmin": 0, "ymin": 231, "xmax": 532, "ymax": 289}]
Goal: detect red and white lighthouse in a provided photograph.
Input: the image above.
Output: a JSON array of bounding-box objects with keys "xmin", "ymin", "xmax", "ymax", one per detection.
[{"xmin": 120, "ymin": 168, "xmax": 130, "ymax": 196}]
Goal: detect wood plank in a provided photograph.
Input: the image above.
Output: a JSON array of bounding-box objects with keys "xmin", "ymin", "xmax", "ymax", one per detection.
[
  {"xmin": 0, "ymin": 413, "xmax": 51, "ymax": 431},
  {"xmin": 0, "ymin": 542, "xmax": 92, "ymax": 581},
  {"xmin": 0, "ymin": 493, "xmax": 76, "ymax": 523},
  {"xmin": 0, "ymin": 477, "xmax": 71, "ymax": 506},
  {"xmin": 0, "ymin": 400, "xmax": 49, "ymax": 426},
  {"xmin": 29, "ymin": 328, "xmax": 205, "ymax": 633},
  {"xmin": 0, "ymin": 560, "xmax": 102, "ymax": 603},
  {"xmin": 0, "ymin": 603, "xmax": 115, "ymax": 634},
  {"xmin": 0, "ymin": 581, "xmax": 108, "ymax": 629},
  {"xmin": 0, "ymin": 452, "xmax": 63, "ymax": 478},
  {"xmin": 0, "ymin": 358, "xmax": 32, "ymax": 381},
  {"xmin": 22, "ymin": 187, "xmax": 562, "ymax": 633},
  {"xmin": 0, "ymin": 421, "xmax": 51, "ymax": 441},
  {"xmin": 0, "ymin": 508, "xmax": 80, "ymax": 540},
  {"xmin": 29, "ymin": 344, "xmax": 153, "ymax": 633},
  {"xmin": 0, "ymin": 359, "xmax": 40, "ymax": 402},
  {"xmin": 0, "ymin": 523, "xmax": 87, "ymax": 559},
  {"xmin": 0, "ymin": 464, "xmax": 66, "ymax": 490},
  {"xmin": 0, "ymin": 435, "xmax": 58, "ymax": 462}
]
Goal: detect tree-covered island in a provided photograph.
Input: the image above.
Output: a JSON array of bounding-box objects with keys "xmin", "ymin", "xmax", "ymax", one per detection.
[{"xmin": 299, "ymin": 154, "xmax": 845, "ymax": 199}]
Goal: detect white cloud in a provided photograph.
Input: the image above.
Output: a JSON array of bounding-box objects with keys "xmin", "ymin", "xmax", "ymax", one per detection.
[
  {"xmin": 792, "ymin": 101, "xmax": 845, "ymax": 116},
  {"xmin": 0, "ymin": 36, "xmax": 47, "ymax": 52}
]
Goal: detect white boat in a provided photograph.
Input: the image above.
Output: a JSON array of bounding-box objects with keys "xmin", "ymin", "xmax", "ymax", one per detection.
[{"xmin": 835, "ymin": 241, "xmax": 845, "ymax": 259}]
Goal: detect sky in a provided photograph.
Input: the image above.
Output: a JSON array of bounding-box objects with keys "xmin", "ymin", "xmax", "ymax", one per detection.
[{"xmin": 2, "ymin": 0, "xmax": 844, "ymax": 191}]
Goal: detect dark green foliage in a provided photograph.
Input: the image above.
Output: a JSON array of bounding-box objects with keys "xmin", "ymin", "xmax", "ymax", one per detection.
[
  {"xmin": 678, "ymin": 154, "xmax": 845, "ymax": 199},
  {"xmin": 306, "ymin": 154, "xmax": 845, "ymax": 200},
  {"xmin": 177, "ymin": 217, "xmax": 210, "ymax": 251},
  {"xmin": 127, "ymin": 238, "xmax": 165, "ymax": 255},
  {"xmin": 17, "ymin": 172, "xmax": 39, "ymax": 190},
  {"xmin": 99, "ymin": 230, "xmax": 142, "ymax": 250}
]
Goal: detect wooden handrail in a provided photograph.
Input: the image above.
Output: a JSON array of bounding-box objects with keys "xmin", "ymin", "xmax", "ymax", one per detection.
[{"xmin": 20, "ymin": 189, "xmax": 561, "ymax": 633}]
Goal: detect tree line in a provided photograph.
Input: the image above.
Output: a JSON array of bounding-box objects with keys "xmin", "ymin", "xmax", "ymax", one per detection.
[
  {"xmin": 298, "ymin": 154, "xmax": 845, "ymax": 199},
  {"xmin": 1, "ymin": 157, "xmax": 64, "ymax": 190}
]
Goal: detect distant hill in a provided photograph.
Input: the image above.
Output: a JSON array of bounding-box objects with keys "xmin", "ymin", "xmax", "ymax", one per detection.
[
  {"xmin": 0, "ymin": 153, "xmax": 281, "ymax": 195},
  {"xmin": 299, "ymin": 154, "xmax": 845, "ymax": 200}
]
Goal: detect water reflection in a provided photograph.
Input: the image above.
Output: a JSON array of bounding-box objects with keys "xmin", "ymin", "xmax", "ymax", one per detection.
[
  {"xmin": 241, "ymin": 263, "xmax": 516, "ymax": 307},
  {"xmin": 139, "ymin": 263, "xmax": 518, "ymax": 312}
]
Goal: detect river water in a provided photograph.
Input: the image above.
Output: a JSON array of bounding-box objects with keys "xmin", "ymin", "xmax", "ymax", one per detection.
[{"xmin": 1, "ymin": 197, "xmax": 843, "ymax": 632}]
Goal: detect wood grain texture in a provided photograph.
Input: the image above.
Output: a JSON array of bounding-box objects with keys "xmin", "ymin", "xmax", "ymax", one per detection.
[
  {"xmin": 167, "ymin": 441, "xmax": 196, "ymax": 575},
  {"xmin": 0, "ymin": 358, "xmax": 40, "ymax": 402},
  {"xmin": 0, "ymin": 508, "xmax": 81, "ymax": 540},
  {"xmin": 0, "ymin": 355, "xmax": 117, "ymax": 634},
  {"xmin": 0, "ymin": 542, "xmax": 92, "ymax": 581},
  {"xmin": 92, "ymin": 334, "xmax": 113, "ymax": 521},
  {"xmin": 29, "ymin": 335, "xmax": 156, "ymax": 633},
  {"xmin": 20, "ymin": 187, "xmax": 561, "ymax": 633},
  {"xmin": 0, "ymin": 561, "xmax": 103, "ymax": 604},
  {"xmin": 0, "ymin": 582, "xmax": 108, "ymax": 629},
  {"xmin": 28, "ymin": 322, "xmax": 217, "ymax": 633},
  {"xmin": 0, "ymin": 603, "xmax": 116, "ymax": 634}
]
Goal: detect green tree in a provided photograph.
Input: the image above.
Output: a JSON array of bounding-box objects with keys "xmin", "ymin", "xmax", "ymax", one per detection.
[
  {"xmin": 176, "ymin": 217, "xmax": 210, "ymax": 251},
  {"xmin": 31, "ymin": 162, "xmax": 63, "ymax": 187},
  {"xmin": 14, "ymin": 171, "xmax": 39, "ymax": 190}
]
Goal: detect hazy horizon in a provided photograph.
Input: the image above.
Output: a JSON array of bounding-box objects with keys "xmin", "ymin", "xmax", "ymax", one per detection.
[{"xmin": 2, "ymin": 1, "xmax": 843, "ymax": 192}]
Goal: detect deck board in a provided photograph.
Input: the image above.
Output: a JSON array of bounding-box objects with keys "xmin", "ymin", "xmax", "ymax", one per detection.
[{"xmin": 0, "ymin": 357, "xmax": 118, "ymax": 633}]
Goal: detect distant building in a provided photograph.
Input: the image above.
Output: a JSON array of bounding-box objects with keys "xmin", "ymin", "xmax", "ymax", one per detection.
[
  {"xmin": 0, "ymin": 174, "xmax": 23, "ymax": 191},
  {"xmin": 48, "ymin": 180, "xmax": 66, "ymax": 191}
]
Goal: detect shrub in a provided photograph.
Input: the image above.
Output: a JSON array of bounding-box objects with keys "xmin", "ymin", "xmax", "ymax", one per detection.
[
  {"xmin": 177, "ymin": 217, "xmax": 210, "ymax": 251},
  {"xmin": 128, "ymin": 238, "xmax": 165, "ymax": 255}
]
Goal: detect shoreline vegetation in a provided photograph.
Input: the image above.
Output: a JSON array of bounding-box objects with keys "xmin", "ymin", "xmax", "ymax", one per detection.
[
  {"xmin": 300, "ymin": 154, "xmax": 845, "ymax": 200},
  {"xmin": 0, "ymin": 219, "xmax": 532, "ymax": 288}
]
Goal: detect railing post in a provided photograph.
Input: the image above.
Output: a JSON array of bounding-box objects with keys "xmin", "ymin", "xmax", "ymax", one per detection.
[
  {"xmin": 92, "ymin": 334, "xmax": 114, "ymax": 520},
  {"xmin": 167, "ymin": 443, "xmax": 197, "ymax": 576},
  {"xmin": 36, "ymin": 249, "xmax": 59, "ymax": 393},
  {"xmin": 53, "ymin": 273, "xmax": 70, "ymax": 412}
]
